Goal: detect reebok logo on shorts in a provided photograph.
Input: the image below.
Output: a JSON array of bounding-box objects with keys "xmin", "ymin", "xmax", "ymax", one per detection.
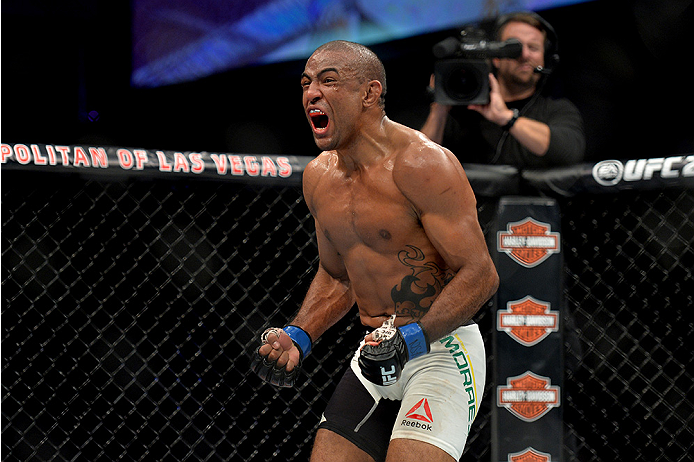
[{"xmin": 401, "ymin": 398, "xmax": 433, "ymax": 431}]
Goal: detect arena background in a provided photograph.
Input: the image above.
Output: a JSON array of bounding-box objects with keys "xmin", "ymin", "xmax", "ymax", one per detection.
[
  {"xmin": 3, "ymin": 0, "xmax": 693, "ymax": 161},
  {"xmin": 3, "ymin": 0, "xmax": 694, "ymax": 461}
]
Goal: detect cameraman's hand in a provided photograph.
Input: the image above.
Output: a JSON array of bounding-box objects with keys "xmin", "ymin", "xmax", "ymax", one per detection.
[
  {"xmin": 468, "ymin": 73, "xmax": 515, "ymax": 127},
  {"xmin": 428, "ymin": 74, "xmax": 452, "ymax": 112}
]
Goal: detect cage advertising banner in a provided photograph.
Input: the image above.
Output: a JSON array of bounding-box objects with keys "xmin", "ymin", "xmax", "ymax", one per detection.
[
  {"xmin": 492, "ymin": 196, "xmax": 564, "ymax": 462},
  {"xmin": 1, "ymin": 143, "xmax": 308, "ymax": 185}
]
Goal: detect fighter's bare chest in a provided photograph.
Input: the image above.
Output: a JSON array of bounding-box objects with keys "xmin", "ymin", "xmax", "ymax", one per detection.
[{"xmin": 313, "ymin": 178, "xmax": 418, "ymax": 249}]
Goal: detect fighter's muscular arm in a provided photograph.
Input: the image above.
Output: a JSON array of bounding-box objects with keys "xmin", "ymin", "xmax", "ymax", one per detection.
[
  {"xmin": 290, "ymin": 226, "xmax": 357, "ymax": 342},
  {"xmin": 259, "ymin": 156, "xmax": 356, "ymax": 373},
  {"xmin": 258, "ymin": 229, "xmax": 355, "ymax": 375},
  {"xmin": 294, "ymin": 154, "xmax": 357, "ymax": 338},
  {"xmin": 393, "ymin": 140, "xmax": 499, "ymax": 342}
]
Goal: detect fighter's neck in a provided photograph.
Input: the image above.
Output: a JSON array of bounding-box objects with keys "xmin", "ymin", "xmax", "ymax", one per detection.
[{"xmin": 336, "ymin": 115, "xmax": 395, "ymax": 171}]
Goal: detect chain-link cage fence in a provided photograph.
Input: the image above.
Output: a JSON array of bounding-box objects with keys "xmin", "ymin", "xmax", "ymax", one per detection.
[{"xmin": 2, "ymin": 168, "xmax": 693, "ymax": 461}]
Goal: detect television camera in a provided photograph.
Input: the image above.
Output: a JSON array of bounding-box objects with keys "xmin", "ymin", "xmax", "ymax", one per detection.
[{"xmin": 432, "ymin": 27, "xmax": 522, "ymax": 105}]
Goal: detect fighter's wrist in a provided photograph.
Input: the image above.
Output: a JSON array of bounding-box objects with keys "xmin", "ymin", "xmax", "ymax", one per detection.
[
  {"xmin": 398, "ymin": 322, "xmax": 430, "ymax": 360},
  {"xmin": 283, "ymin": 325, "xmax": 312, "ymax": 357}
]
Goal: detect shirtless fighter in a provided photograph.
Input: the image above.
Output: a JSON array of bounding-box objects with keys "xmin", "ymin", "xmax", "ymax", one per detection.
[{"xmin": 251, "ymin": 40, "xmax": 499, "ymax": 462}]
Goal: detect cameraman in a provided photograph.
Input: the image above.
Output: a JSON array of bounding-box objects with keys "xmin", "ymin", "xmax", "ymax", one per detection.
[{"xmin": 421, "ymin": 12, "xmax": 585, "ymax": 168}]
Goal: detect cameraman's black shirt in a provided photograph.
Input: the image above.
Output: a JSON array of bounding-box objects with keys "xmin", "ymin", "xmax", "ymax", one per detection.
[{"xmin": 441, "ymin": 94, "xmax": 585, "ymax": 168}]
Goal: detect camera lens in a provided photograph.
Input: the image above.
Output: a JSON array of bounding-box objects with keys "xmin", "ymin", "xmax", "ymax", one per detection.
[{"xmin": 444, "ymin": 65, "xmax": 483, "ymax": 100}]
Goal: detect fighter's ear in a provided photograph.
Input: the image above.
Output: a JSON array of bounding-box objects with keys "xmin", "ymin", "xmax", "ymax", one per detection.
[{"xmin": 363, "ymin": 80, "xmax": 383, "ymax": 107}]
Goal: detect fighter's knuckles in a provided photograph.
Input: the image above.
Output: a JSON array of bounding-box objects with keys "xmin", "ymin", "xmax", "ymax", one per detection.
[
  {"xmin": 267, "ymin": 349, "xmax": 282, "ymax": 362},
  {"xmin": 275, "ymin": 352, "xmax": 289, "ymax": 369},
  {"xmin": 258, "ymin": 344, "xmax": 273, "ymax": 356}
]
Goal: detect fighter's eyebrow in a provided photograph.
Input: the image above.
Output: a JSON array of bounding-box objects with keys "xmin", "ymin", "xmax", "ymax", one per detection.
[
  {"xmin": 317, "ymin": 68, "xmax": 339, "ymax": 77},
  {"xmin": 301, "ymin": 68, "xmax": 340, "ymax": 80}
]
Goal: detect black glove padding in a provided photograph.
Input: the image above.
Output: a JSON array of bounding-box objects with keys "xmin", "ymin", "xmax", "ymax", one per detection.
[
  {"xmin": 359, "ymin": 315, "xmax": 430, "ymax": 386},
  {"xmin": 250, "ymin": 332, "xmax": 303, "ymax": 388},
  {"xmin": 358, "ymin": 329, "xmax": 408, "ymax": 386}
]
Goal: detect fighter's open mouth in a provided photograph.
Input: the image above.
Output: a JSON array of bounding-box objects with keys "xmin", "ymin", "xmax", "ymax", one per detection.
[{"xmin": 309, "ymin": 109, "xmax": 329, "ymax": 130}]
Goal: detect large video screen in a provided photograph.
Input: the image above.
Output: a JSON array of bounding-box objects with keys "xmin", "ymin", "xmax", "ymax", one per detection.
[{"xmin": 132, "ymin": 0, "xmax": 589, "ymax": 87}]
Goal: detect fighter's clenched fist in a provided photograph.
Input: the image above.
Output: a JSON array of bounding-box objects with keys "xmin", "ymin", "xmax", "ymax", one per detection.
[
  {"xmin": 358, "ymin": 315, "xmax": 430, "ymax": 386},
  {"xmin": 250, "ymin": 326, "xmax": 312, "ymax": 388}
]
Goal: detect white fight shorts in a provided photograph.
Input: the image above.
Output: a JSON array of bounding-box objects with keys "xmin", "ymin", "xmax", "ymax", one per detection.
[{"xmin": 318, "ymin": 323, "xmax": 486, "ymax": 461}]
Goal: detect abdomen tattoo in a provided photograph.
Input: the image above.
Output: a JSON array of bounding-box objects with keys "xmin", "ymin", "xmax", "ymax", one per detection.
[{"xmin": 391, "ymin": 245, "xmax": 454, "ymax": 320}]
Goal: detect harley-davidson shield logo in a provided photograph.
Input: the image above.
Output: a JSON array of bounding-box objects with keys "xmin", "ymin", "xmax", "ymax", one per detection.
[
  {"xmin": 497, "ymin": 371, "xmax": 560, "ymax": 422},
  {"xmin": 498, "ymin": 296, "xmax": 559, "ymax": 346},
  {"xmin": 497, "ymin": 218, "xmax": 560, "ymax": 267},
  {"xmin": 508, "ymin": 447, "xmax": 552, "ymax": 462}
]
